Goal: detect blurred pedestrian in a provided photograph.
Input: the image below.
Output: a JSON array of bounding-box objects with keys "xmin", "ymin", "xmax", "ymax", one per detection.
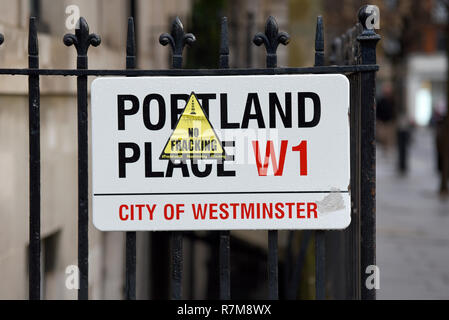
[
  {"xmin": 377, "ymin": 83, "xmax": 397, "ymax": 154},
  {"xmin": 433, "ymin": 99, "xmax": 449, "ymax": 195},
  {"xmin": 432, "ymin": 99, "xmax": 446, "ymax": 173},
  {"xmin": 396, "ymin": 115, "xmax": 411, "ymax": 175}
]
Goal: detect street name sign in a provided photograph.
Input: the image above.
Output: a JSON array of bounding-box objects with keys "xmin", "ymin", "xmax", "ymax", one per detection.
[{"xmin": 91, "ymin": 74, "xmax": 351, "ymax": 231}]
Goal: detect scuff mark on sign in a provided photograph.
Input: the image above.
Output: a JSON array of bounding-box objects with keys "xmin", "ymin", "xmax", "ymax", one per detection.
[{"xmin": 317, "ymin": 189, "xmax": 345, "ymax": 214}]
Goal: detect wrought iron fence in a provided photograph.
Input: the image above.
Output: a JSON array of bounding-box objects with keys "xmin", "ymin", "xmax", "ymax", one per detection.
[{"xmin": 0, "ymin": 5, "xmax": 380, "ymax": 300}]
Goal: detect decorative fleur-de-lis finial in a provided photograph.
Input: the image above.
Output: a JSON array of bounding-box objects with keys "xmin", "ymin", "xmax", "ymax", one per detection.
[
  {"xmin": 159, "ymin": 17, "xmax": 196, "ymax": 68},
  {"xmin": 63, "ymin": 17, "xmax": 101, "ymax": 68},
  {"xmin": 253, "ymin": 16, "xmax": 290, "ymax": 68}
]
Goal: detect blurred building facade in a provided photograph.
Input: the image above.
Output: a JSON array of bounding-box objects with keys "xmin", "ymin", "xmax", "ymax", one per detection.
[
  {"xmin": 0, "ymin": 0, "xmax": 192, "ymax": 300},
  {"xmin": 227, "ymin": 0, "xmax": 289, "ymax": 68},
  {"xmin": 3, "ymin": 0, "xmax": 403, "ymax": 301},
  {"xmin": 0, "ymin": 0, "xmax": 307, "ymax": 300},
  {"xmin": 323, "ymin": 0, "xmax": 448, "ymax": 126},
  {"xmin": 5, "ymin": 0, "xmax": 402, "ymax": 300}
]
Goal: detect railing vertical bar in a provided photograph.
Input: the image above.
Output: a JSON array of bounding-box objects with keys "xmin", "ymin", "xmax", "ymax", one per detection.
[
  {"xmin": 315, "ymin": 232, "xmax": 325, "ymax": 299},
  {"xmin": 63, "ymin": 18, "xmax": 101, "ymax": 300},
  {"xmin": 219, "ymin": 231, "xmax": 230, "ymax": 299},
  {"xmin": 76, "ymin": 37, "xmax": 89, "ymax": 302},
  {"xmin": 350, "ymin": 69, "xmax": 363, "ymax": 299},
  {"xmin": 188, "ymin": 238, "xmax": 195, "ymax": 299},
  {"xmin": 314, "ymin": 16, "xmax": 325, "ymax": 67},
  {"xmin": 355, "ymin": 25, "xmax": 363, "ymax": 299},
  {"xmin": 253, "ymin": 16, "xmax": 290, "ymax": 300},
  {"xmin": 314, "ymin": 15, "xmax": 326, "ymax": 301},
  {"xmin": 159, "ymin": 17, "xmax": 196, "ymax": 300},
  {"xmin": 347, "ymin": 23, "xmax": 363, "ymax": 300},
  {"xmin": 28, "ymin": 17, "xmax": 41, "ymax": 301},
  {"xmin": 125, "ymin": 17, "xmax": 137, "ymax": 300},
  {"xmin": 170, "ymin": 24, "xmax": 183, "ymax": 297},
  {"xmin": 267, "ymin": 28, "xmax": 279, "ymax": 296},
  {"xmin": 287, "ymin": 231, "xmax": 313, "ymax": 299},
  {"xmin": 357, "ymin": 7, "xmax": 380, "ymax": 301},
  {"xmin": 284, "ymin": 231, "xmax": 293, "ymax": 298},
  {"xmin": 171, "ymin": 232, "xmax": 183, "ymax": 300},
  {"xmin": 267, "ymin": 231, "xmax": 278, "ymax": 299},
  {"xmin": 219, "ymin": 17, "xmax": 231, "ymax": 301}
]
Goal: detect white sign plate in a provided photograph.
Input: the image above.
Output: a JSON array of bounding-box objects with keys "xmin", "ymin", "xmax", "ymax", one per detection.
[{"xmin": 91, "ymin": 74, "xmax": 350, "ymax": 231}]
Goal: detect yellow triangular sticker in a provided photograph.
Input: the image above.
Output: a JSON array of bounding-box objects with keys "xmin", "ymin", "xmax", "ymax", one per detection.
[{"xmin": 160, "ymin": 93, "xmax": 226, "ymax": 160}]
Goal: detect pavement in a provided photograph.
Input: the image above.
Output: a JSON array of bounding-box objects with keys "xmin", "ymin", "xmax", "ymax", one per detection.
[{"xmin": 377, "ymin": 128, "xmax": 449, "ymax": 299}]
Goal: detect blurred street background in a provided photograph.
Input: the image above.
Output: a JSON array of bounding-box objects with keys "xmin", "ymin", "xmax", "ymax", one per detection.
[{"xmin": 377, "ymin": 128, "xmax": 449, "ymax": 299}]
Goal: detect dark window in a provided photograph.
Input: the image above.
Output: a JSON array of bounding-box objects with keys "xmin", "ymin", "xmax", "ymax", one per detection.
[
  {"xmin": 130, "ymin": 0, "xmax": 137, "ymax": 19},
  {"xmin": 26, "ymin": 231, "xmax": 60, "ymax": 298},
  {"xmin": 43, "ymin": 232, "xmax": 59, "ymax": 273},
  {"xmin": 436, "ymin": 30, "xmax": 447, "ymax": 52}
]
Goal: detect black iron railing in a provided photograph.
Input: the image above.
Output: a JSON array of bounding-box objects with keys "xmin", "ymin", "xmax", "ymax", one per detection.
[{"xmin": 0, "ymin": 5, "xmax": 380, "ymax": 300}]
